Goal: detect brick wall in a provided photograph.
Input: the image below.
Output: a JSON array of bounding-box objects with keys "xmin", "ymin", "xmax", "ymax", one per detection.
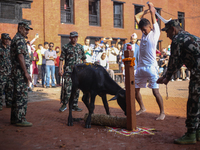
[{"xmin": 1, "ymin": 0, "xmax": 200, "ymax": 50}]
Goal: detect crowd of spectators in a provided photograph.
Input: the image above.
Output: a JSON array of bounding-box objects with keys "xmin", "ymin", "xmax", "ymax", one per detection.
[
  {"xmin": 29, "ymin": 34, "xmax": 190, "ymax": 91},
  {"xmin": 156, "ymin": 46, "xmax": 190, "ymax": 81}
]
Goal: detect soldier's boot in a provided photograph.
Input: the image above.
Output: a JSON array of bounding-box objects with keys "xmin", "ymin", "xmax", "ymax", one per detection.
[
  {"xmin": 0, "ymin": 105, "xmax": 2, "ymax": 111},
  {"xmin": 15, "ymin": 121, "xmax": 32, "ymax": 127},
  {"xmin": 72, "ymin": 106, "xmax": 82, "ymax": 112},
  {"xmin": 196, "ymin": 129, "xmax": 200, "ymax": 141},
  {"xmin": 174, "ymin": 131, "xmax": 196, "ymax": 144},
  {"xmin": 59, "ymin": 104, "xmax": 67, "ymax": 112}
]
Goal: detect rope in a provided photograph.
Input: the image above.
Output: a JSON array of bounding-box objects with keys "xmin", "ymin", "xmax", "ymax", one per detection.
[{"xmin": 166, "ymin": 85, "xmax": 168, "ymax": 100}]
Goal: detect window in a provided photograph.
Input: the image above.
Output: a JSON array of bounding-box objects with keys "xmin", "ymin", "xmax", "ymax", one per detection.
[
  {"xmin": 178, "ymin": 12, "xmax": 185, "ymax": 30},
  {"xmin": 0, "ymin": 2, "xmax": 32, "ymax": 24},
  {"xmin": 87, "ymin": 36, "xmax": 103, "ymax": 45},
  {"xmin": 155, "ymin": 8, "xmax": 161, "ymax": 28},
  {"xmin": 59, "ymin": 35, "xmax": 70, "ymax": 48},
  {"xmin": 134, "ymin": 4, "xmax": 143, "ymax": 29},
  {"xmin": 61, "ymin": 0, "xmax": 74, "ymax": 24},
  {"xmin": 0, "ymin": 3, "xmax": 16, "ymax": 19},
  {"xmin": 113, "ymin": 2, "xmax": 123, "ymax": 28},
  {"xmin": 0, "ymin": 3, "xmax": 18, "ymax": 24},
  {"xmin": 89, "ymin": 0, "xmax": 100, "ymax": 26}
]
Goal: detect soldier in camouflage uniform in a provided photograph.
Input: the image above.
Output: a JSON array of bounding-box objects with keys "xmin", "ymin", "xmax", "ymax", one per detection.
[
  {"xmin": 59, "ymin": 31, "xmax": 86, "ymax": 112},
  {"xmin": 157, "ymin": 19, "xmax": 200, "ymax": 144},
  {"xmin": 0, "ymin": 33, "xmax": 13, "ymax": 111},
  {"xmin": 10, "ymin": 21, "xmax": 33, "ymax": 127}
]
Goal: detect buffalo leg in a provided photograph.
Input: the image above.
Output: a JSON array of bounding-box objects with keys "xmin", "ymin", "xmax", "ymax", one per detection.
[
  {"xmin": 85, "ymin": 92, "xmax": 96, "ymax": 128},
  {"xmin": 82, "ymin": 93, "xmax": 90, "ymax": 110},
  {"xmin": 101, "ymin": 94, "xmax": 110, "ymax": 115}
]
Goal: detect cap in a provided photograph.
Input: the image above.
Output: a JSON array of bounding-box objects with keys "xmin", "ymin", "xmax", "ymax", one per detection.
[
  {"xmin": 70, "ymin": 31, "xmax": 78, "ymax": 37},
  {"xmin": 131, "ymin": 33, "xmax": 137, "ymax": 39},
  {"xmin": 1, "ymin": 33, "xmax": 10, "ymax": 39},
  {"xmin": 161, "ymin": 19, "xmax": 180, "ymax": 31},
  {"xmin": 18, "ymin": 21, "xmax": 33, "ymax": 30}
]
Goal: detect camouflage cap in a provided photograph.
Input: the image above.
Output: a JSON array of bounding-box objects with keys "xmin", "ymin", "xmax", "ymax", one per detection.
[
  {"xmin": 1, "ymin": 33, "xmax": 10, "ymax": 39},
  {"xmin": 18, "ymin": 21, "xmax": 33, "ymax": 30},
  {"xmin": 70, "ymin": 31, "xmax": 78, "ymax": 37},
  {"xmin": 161, "ymin": 19, "xmax": 180, "ymax": 31}
]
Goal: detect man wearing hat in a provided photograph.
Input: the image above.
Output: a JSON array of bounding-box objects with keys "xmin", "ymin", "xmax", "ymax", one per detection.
[
  {"xmin": 122, "ymin": 33, "xmax": 140, "ymax": 72},
  {"xmin": 59, "ymin": 31, "xmax": 86, "ymax": 112},
  {"xmin": 157, "ymin": 19, "xmax": 200, "ymax": 144},
  {"xmin": 10, "ymin": 21, "xmax": 33, "ymax": 127},
  {"xmin": 0, "ymin": 33, "xmax": 13, "ymax": 111}
]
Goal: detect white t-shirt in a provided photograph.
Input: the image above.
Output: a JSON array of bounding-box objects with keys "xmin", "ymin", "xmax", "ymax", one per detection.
[
  {"xmin": 107, "ymin": 47, "xmax": 119, "ymax": 62},
  {"xmin": 137, "ymin": 22, "xmax": 160, "ymax": 68}
]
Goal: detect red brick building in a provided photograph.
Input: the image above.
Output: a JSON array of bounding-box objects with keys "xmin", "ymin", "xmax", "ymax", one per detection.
[{"xmin": 1, "ymin": 0, "xmax": 200, "ymax": 50}]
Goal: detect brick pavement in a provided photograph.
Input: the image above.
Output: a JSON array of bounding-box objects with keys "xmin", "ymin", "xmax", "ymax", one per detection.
[{"xmin": 27, "ymin": 80, "xmax": 189, "ymax": 103}]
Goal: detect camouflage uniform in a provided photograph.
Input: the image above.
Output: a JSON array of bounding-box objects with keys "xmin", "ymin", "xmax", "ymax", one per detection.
[
  {"xmin": 0, "ymin": 35, "xmax": 13, "ymax": 107},
  {"xmin": 10, "ymin": 32, "xmax": 31, "ymax": 123},
  {"xmin": 164, "ymin": 28, "xmax": 200, "ymax": 131},
  {"xmin": 60, "ymin": 42, "xmax": 86, "ymax": 107}
]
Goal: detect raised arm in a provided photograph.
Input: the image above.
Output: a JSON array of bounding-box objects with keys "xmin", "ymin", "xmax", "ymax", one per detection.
[
  {"xmin": 147, "ymin": 2, "xmax": 156, "ymax": 24},
  {"xmin": 135, "ymin": 9, "xmax": 150, "ymax": 25}
]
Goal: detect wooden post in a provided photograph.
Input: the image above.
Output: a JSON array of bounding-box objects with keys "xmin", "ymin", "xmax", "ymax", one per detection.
[{"xmin": 124, "ymin": 50, "xmax": 136, "ymax": 130}]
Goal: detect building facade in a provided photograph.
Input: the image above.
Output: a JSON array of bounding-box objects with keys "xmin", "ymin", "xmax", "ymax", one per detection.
[{"xmin": 1, "ymin": 0, "xmax": 200, "ymax": 50}]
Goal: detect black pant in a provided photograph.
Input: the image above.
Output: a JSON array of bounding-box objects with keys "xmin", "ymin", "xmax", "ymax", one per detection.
[
  {"xmin": 37, "ymin": 65, "xmax": 42, "ymax": 80},
  {"xmin": 41, "ymin": 64, "xmax": 46, "ymax": 86},
  {"xmin": 55, "ymin": 66, "xmax": 60, "ymax": 85}
]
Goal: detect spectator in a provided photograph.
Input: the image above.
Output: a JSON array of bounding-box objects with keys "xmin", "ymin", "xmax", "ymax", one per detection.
[
  {"xmin": 55, "ymin": 46, "xmax": 61, "ymax": 86},
  {"xmin": 45, "ymin": 42, "xmax": 57, "ymax": 88},
  {"xmin": 107, "ymin": 41, "xmax": 119, "ymax": 64},
  {"xmin": 27, "ymin": 34, "xmax": 39, "ymax": 90},
  {"xmin": 98, "ymin": 52, "xmax": 115, "ymax": 80},
  {"xmin": 122, "ymin": 33, "xmax": 140, "ymax": 73},
  {"xmin": 91, "ymin": 38, "xmax": 102, "ymax": 63},
  {"xmin": 27, "ymin": 41, "xmax": 34, "ymax": 92},
  {"xmin": 32, "ymin": 46, "xmax": 39, "ymax": 87},
  {"xmin": 136, "ymin": 39, "xmax": 141, "ymax": 46},
  {"xmin": 41, "ymin": 42, "xmax": 49, "ymax": 87},
  {"xmin": 36, "ymin": 44, "xmax": 43, "ymax": 83},
  {"xmin": 83, "ymin": 37, "xmax": 93, "ymax": 63}
]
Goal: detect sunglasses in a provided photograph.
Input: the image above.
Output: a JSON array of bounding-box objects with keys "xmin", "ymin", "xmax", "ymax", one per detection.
[{"xmin": 49, "ymin": 45, "xmax": 54, "ymax": 47}]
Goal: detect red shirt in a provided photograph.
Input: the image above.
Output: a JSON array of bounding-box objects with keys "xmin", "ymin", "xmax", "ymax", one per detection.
[{"xmin": 55, "ymin": 56, "xmax": 60, "ymax": 67}]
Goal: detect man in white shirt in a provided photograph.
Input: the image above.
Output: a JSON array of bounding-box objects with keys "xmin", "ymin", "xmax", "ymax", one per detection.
[
  {"xmin": 134, "ymin": 2, "xmax": 165, "ymax": 120},
  {"xmin": 41, "ymin": 42, "xmax": 48, "ymax": 87},
  {"xmin": 83, "ymin": 37, "xmax": 93, "ymax": 63}
]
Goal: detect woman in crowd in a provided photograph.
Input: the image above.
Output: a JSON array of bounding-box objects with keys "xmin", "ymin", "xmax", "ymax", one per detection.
[{"xmin": 54, "ymin": 46, "xmax": 61, "ymax": 86}]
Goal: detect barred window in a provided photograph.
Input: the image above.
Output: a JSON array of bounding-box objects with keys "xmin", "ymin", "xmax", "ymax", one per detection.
[
  {"xmin": 0, "ymin": 2, "xmax": 31, "ymax": 24},
  {"xmin": 178, "ymin": 12, "xmax": 185, "ymax": 30},
  {"xmin": 89, "ymin": 0, "xmax": 100, "ymax": 26},
  {"xmin": 134, "ymin": 4, "xmax": 143, "ymax": 29},
  {"xmin": 0, "ymin": 3, "xmax": 16, "ymax": 19},
  {"xmin": 61, "ymin": 0, "xmax": 74, "ymax": 24},
  {"xmin": 113, "ymin": 2, "xmax": 123, "ymax": 28}
]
